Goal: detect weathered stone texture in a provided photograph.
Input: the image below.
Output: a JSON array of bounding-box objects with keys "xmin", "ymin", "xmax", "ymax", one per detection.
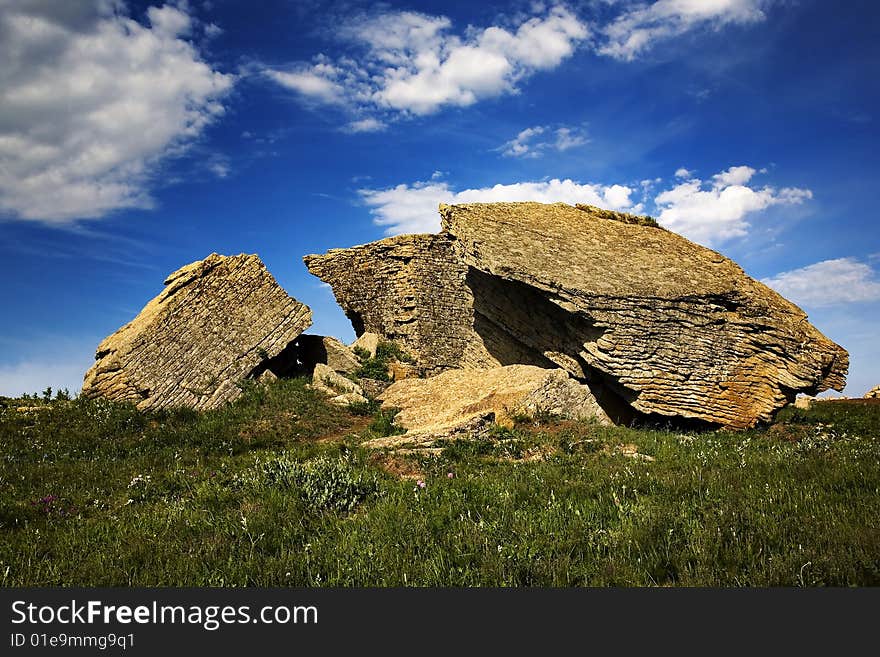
[
  {"xmin": 305, "ymin": 234, "xmax": 519, "ymax": 376},
  {"xmin": 441, "ymin": 202, "xmax": 847, "ymax": 428},
  {"xmin": 865, "ymin": 385, "xmax": 880, "ymax": 399},
  {"xmin": 306, "ymin": 202, "xmax": 848, "ymax": 428},
  {"xmin": 296, "ymin": 334, "xmax": 360, "ymax": 374},
  {"xmin": 364, "ymin": 365, "xmax": 610, "ymax": 449},
  {"xmin": 81, "ymin": 253, "xmax": 311, "ymax": 411}
]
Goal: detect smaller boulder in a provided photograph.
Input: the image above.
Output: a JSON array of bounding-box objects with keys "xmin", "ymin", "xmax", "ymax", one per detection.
[
  {"xmin": 329, "ymin": 392, "xmax": 370, "ymax": 407},
  {"xmin": 296, "ymin": 334, "xmax": 361, "ymax": 374},
  {"xmin": 794, "ymin": 395, "xmax": 815, "ymax": 410},
  {"xmin": 865, "ymin": 385, "xmax": 880, "ymax": 399},
  {"xmin": 312, "ymin": 363, "xmax": 364, "ymax": 398},
  {"xmin": 358, "ymin": 378, "xmax": 392, "ymax": 399},
  {"xmin": 389, "ymin": 361, "xmax": 417, "ymax": 382},
  {"xmin": 363, "ymin": 365, "xmax": 610, "ymax": 449},
  {"xmin": 351, "ymin": 332, "xmax": 381, "ymax": 358}
]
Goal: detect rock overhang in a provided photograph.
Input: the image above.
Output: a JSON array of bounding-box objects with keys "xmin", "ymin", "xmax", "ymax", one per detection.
[{"xmin": 306, "ymin": 201, "xmax": 848, "ymax": 429}]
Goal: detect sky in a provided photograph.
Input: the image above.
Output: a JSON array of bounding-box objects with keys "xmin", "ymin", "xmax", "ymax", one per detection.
[{"xmin": 0, "ymin": 0, "xmax": 878, "ymax": 398}]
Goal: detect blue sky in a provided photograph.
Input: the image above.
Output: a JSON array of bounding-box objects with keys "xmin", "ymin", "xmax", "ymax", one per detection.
[{"xmin": 1, "ymin": 0, "xmax": 878, "ymax": 397}]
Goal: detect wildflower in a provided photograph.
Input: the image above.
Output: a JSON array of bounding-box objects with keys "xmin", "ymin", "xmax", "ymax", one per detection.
[
  {"xmin": 447, "ymin": 472, "xmax": 454, "ymax": 479},
  {"xmin": 413, "ymin": 479, "xmax": 426, "ymax": 491}
]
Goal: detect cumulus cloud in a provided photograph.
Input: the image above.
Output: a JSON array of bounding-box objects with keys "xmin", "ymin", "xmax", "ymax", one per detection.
[
  {"xmin": 761, "ymin": 258, "xmax": 880, "ymax": 308},
  {"xmin": 499, "ymin": 124, "xmax": 588, "ymax": 158},
  {"xmin": 266, "ymin": 5, "xmax": 588, "ymax": 121},
  {"xmin": 599, "ymin": 0, "xmax": 769, "ymax": 61},
  {"xmin": 360, "ymin": 178, "xmax": 637, "ymax": 235},
  {"xmin": 362, "ymin": 165, "xmax": 809, "ymax": 244},
  {"xmin": 0, "ymin": 2, "xmax": 233, "ymax": 222},
  {"xmin": 654, "ymin": 165, "xmax": 811, "ymax": 246}
]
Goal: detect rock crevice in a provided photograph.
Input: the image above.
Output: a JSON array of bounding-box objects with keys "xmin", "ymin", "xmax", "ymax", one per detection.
[{"xmin": 306, "ymin": 202, "xmax": 847, "ymax": 428}]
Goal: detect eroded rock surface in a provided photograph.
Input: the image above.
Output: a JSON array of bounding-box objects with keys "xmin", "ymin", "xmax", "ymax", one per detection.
[
  {"xmin": 306, "ymin": 202, "xmax": 848, "ymax": 428},
  {"xmin": 363, "ymin": 365, "xmax": 610, "ymax": 449},
  {"xmin": 865, "ymin": 385, "xmax": 880, "ymax": 399},
  {"xmin": 82, "ymin": 253, "xmax": 311, "ymax": 411},
  {"xmin": 296, "ymin": 334, "xmax": 360, "ymax": 374}
]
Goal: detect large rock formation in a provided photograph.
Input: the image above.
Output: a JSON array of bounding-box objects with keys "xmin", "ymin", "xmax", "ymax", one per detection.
[
  {"xmin": 82, "ymin": 253, "xmax": 311, "ymax": 411},
  {"xmin": 363, "ymin": 365, "xmax": 611, "ymax": 449},
  {"xmin": 306, "ymin": 202, "xmax": 848, "ymax": 429}
]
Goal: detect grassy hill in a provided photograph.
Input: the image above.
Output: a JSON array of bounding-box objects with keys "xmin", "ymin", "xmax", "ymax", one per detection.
[{"xmin": 1, "ymin": 380, "xmax": 878, "ymax": 586}]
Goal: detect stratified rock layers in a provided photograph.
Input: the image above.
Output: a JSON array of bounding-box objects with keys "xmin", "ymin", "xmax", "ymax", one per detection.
[
  {"xmin": 82, "ymin": 253, "xmax": 312, "ymax": 411},
  {"xmin": 306, "ymin": 202, "xmax": 848, "ymax": 428}
]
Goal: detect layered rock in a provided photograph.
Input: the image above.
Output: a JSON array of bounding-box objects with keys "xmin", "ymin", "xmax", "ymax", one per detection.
[
  {"xmin": 295, "ymin": 334, "xmax": 361, "ymax": 374},
  {"xmin": 306, "ymin": 202, "xmax": 848, "ymax": 429},
  {"xmin": 311, "ymin": 363, "xmax": 368, "ymax": 406},
  {"xmin": 82, "ymin": 253, "xmax": 311, "ymax": 411},
  {"xmin": 363, "ymin": 365, "xmax": 610, "ymax": 449},
  {"xmin": 865, "ymin": 385, "xmax": 880, "ymax": 399}
]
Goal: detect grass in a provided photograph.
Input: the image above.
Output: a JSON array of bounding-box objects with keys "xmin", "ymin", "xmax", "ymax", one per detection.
[{"xmin": 0, "ymin": 382, "xmax": 878, "ymax": 586}]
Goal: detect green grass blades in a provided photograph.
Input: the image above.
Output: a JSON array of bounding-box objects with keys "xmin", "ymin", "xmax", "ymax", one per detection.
[{"xmin": 0, "ymin": 387, "xmax": 877, "ymax": 587}]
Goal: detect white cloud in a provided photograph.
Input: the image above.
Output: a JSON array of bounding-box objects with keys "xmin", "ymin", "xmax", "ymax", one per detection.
[
  {"xmin": 363, "ymin": 165, "xmax": 810, "ymax": 245},
  {"xmin": 0, "ymin": 2, "xmax": 233, "ymax": 222},
  {"xmin": 599, "ymin": 0, "xmax": 769, "ymax": 61},
  {"xmin": 360, "ymin": 178, "xmax": 637, "ymax": 235},
  {"xmin": 674, "ymin": 167, "xmax": 693, "ymax": 178},
  {"xmin": 500, "ymin": 126, "xmax": 546, "ymax": 158},
  {"xmin": 345, "ymin": 118, "xmax": 387, "ymax": 133},
  {"xmin": 499, "ymin": 124, "xmax": 588, "ymax": 158},
  {"xmin": 654, "ymin": 165, "xmax": 811, "ymax": 246},
  {"xmin": 266, "ymin": 5, "xmax": 588, "ymax": 120},
  {"xmin": 207, "ymin": 158, "xmax": 230, "ymax": 179},
  {"xmin": 265, "ymin": 67, "xmax": 344, "ymax": 105},
  {"xmin": 761, "ymin": 258, "xmax": 880, "ymax": 308},
  {"xmin": 553, "ymin": 126, "xmax": 588, "ymax": 151},
  {"xmin": 712, "ymin": 164, "xmax": 756, "ymax": 187}
]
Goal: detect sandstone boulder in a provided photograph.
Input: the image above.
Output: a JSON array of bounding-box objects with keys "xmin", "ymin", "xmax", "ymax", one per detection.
[
  {"xmin": 306, "ymin": 202, "xmax": 848, "ymax": 429},
  {"xmin": 865, "ymin": 385, "xmax": 880, "ymax": 399},
  {"xmin": 82, "ymin": 253, "xmax": 311, "ymax": 411},
  {"xmin": 794, "ymin": 395, "xmax": 815, "ymax": 410},
  {"xmin": 296, "ymin": 334, "xmax": 361, "ymax": 374},
  {"xmin": 351, "ymin": 332, "xmax": 381, "ymax": 358},
  {"xmin": 311, "ymin": 363, "xmax": 364, "ymax": 397},
  {"xmin": 362, "ymin": 365, "xmax": 610, "ymax": 449}
]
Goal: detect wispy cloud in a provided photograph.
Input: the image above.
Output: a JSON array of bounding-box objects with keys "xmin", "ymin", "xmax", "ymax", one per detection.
[
  {"xmin": 267, "ymin": 2, "xmax": 778, "ymax": 127},
  {"xmin": 761, "ymin": 258, "xmax": 880, "ymax": 308},
  {"xmin": 265, "ymin": 5, "xmax": 588, "ymax": 121},
  {"xmin": 599, "ymin": 0, "xmax": 770, "ymax": 61},
  {"xmin": 499, "ymin": 124, "xmax": 588, "ymax": 158}
]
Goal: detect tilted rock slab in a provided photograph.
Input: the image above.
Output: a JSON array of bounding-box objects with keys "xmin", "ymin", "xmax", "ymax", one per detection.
[
  {"xmin": 362, "ymin": 365, "xmax": 611, "ymax": 449},
  {"xmin": 82, "ymin": 253, "xmax": 311, "ymax": 411},
  {"xmin": 306, "ymin": 202, "xmax": 847, "ymax": 429}
]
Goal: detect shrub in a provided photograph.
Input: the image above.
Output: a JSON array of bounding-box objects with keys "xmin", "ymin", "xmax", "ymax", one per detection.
[
  {"xmin": 249, "ymin": 454, "xmax": 380, "ymax": 513},
  {"xmin": 368, "ymin": 408, "xmax": 405, "ymax": 437},
  {"xmin": 354, "ymin": 339, "xmax": 415, "ymax": 382}
]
